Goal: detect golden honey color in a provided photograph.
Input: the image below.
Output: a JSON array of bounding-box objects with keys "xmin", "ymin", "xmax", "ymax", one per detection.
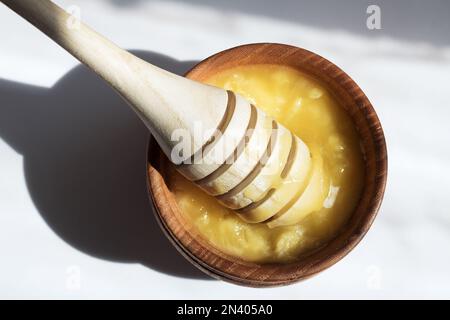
[{"xmin": 168, "ymin": 64, "xmax": 365, "ymax": 263}]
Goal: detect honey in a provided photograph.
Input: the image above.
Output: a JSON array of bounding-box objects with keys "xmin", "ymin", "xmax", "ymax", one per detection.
[{"xmin": 167, "ymin": 64, "xmax": 364, "ymax": 263}]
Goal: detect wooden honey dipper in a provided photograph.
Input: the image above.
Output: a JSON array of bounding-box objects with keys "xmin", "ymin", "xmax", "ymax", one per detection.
[{"xmin": 2, "ymin": 0, "xmax": 321, "ymax": 227}]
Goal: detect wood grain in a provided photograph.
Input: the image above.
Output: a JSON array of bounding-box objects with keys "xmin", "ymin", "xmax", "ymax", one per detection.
[
  {"xmin": 2, "ymin": 0, "xmax": 315, "ymax": 217},
  {"xmin": 147, "ymin": 43, "xmax": 388, "ymax": 287},
  {"xmin": 2, "ymin": 0, "xmax": 232, "ymax": 163}
]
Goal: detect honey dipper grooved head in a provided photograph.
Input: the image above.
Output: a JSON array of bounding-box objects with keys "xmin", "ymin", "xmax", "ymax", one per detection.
[{"xmin": 176, "ymin": 91, "xmax": 320, "ymax": 227}]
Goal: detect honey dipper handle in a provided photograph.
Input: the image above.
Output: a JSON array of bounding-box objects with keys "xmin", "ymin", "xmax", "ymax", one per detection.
[
  {"xmin": 1, "ymin": 0, "xmax": 229, "ymax": 158},
  {"xmin": 1, "ymin": 0, "xmax": 132, "ymax": 91}
]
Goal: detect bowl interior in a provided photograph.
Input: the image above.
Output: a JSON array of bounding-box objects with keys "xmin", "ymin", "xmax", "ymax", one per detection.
[{"xmin": 147, "ymin": 43, "xmax": 387, "ymax": 287}]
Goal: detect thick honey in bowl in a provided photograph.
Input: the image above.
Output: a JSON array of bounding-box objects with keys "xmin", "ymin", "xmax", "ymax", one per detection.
[{"xmin": 168, "ymin": 64, "xmax": 365, "ymax": 263}]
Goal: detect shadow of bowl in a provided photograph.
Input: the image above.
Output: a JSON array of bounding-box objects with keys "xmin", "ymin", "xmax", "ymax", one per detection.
[{"xmin": 0, "ymin": 50, "xmax": 211, "ymax": 280}]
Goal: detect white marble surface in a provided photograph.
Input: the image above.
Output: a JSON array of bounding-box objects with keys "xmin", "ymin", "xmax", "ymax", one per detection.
[{"xmin": 0, "ymin": 0, "xmax": 449, "ymax": 299}]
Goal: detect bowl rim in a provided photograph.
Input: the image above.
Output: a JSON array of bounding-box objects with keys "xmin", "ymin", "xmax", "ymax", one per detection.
[{"xmin": 146, "ymin": 42, "xmax": 388, "ymax": 287}]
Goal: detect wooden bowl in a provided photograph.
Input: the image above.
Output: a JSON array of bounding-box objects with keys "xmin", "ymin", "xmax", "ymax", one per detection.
[{"xmin": 146, "ymin": 43, "xmax": 387, "ymax": 287}]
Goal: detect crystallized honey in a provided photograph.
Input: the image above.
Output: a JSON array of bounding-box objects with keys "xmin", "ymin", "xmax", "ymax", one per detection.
[{"xmin": 167, "ymin": 65, "xmax": 364, "ymax": 263}]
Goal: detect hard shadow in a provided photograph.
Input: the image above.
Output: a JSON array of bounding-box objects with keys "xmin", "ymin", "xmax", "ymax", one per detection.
[
  {"xmin": 0, "ymin": 50, "xmax": 211, "ymax": 280},
  {"xmin": 110, "ymin": 0, "xmax": 450, "ymax": 47}
]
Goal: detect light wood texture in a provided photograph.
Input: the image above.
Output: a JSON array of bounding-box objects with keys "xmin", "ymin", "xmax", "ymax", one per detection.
[
  {"xmin": 3, "ymin": 0, "xmax": 316, "ymax": 220},
  {"xmin": 3, "ymin": 0, "xmax": 388, "ymax": 285},
  {"xmin": 148, "ymin": 43, "xmax": 388, "ymax": 287},
  {"xmin": 1, "ymin": 0, "xmax": 228, "ymax": 159}
]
